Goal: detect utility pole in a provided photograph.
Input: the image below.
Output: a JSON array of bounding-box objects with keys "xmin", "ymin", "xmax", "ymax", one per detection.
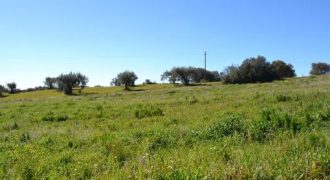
[{"xmin": 204, "ymin": 51, "xmax": 207, "ymax": 80}]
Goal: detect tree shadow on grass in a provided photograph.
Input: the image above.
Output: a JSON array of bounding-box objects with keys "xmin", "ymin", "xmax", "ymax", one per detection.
[
  {"xmin": 174, "ymin": 83, "xmax": 212, "ymax": 87},
  {"xmin": 126, "ymin": 88, "xmax": 145, "ymax": 92}
]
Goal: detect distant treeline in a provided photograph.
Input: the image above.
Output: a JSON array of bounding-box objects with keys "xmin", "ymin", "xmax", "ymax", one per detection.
[{"xmin": 0, "ymin": 56, "xmax": 329, "ymax": 96}]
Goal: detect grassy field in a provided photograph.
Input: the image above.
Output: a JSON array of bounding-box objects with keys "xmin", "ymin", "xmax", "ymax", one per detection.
[{"xmin": 0, "ymin": 75, "xmax": 329, "ymax": 179}]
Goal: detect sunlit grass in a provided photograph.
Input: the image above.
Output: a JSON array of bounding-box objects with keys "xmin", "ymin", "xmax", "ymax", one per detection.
[{"xmin": 0, "ymin": 75, "xmax": 329, "ymax": 179}]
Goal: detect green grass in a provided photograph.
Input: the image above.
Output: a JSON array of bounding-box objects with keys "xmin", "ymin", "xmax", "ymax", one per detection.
[{"xmin": 0, "ymin": 75, "xmax": 329, "ymax": 179}]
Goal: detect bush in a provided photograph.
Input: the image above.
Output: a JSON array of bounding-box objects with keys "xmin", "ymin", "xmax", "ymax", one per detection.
[
  {"xmin": 134, "ymin": 105, "xmax": 164, "ymax": 119},
  {"xmin": 204, "ymin": 113, "xmax": 245, "ymax": 140},
  {"xmin": 275, "ymin": 94, "xmax": 291, "ymax": 102},
  {"xmin": 42, "ymin": 112, "xmax": 68, "ymax": 122},
  {"xmin": 249, "ymin": 109, "xmax": 294, "ymax": 142},
  {"xmin": 143, "ymin": 79, "xmax": 156, "ymax": 85},
  {"xmin": 304, "ymin": 110, "xmax": 330, "ymax": 127},
  {"xmin": 150, "ymin": 133, "xmax": 177, "ymax": 151}
]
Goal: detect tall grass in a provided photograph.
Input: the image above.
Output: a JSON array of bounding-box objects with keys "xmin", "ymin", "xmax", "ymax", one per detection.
[{"xmin": 0, "ymin": 75, "xmax": 329, "ymax": 179}]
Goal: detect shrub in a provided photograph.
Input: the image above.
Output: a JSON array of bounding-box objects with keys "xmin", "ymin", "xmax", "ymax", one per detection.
[
  {"xmin": 20, "ymin": 133, "xmax": 31, "ymax": 143},
  {"xmin": 42, "ymin": 112, "xmax": 68, "ymax": 122},
  {"xmin": 134, "ymin": 105, "xmax": 164, "ymax": 119},
  {"xmin": 275, "ymin": 94, "xmax": 291, "ymax": 102},
  {"xmin": 150, "ymin": 133, "xmax": 177, "ymax": 151},
  {"xmin": 204, "ymin": 113, "xmax": 245, "ymax": 140},
  {"xmin": 22, "ymin": 166, "xmax": 35, "ymax": 180},
  {"xmin": 304, "ymin": 110, "xmax": 330, "ymax": 127},
  {"xmin": 143, "ymin": 79, "xmax": 156, "ymax": 85},
  {"xmin": 249, "ymin": 109, "xmax": 294, "ymax": 142}
]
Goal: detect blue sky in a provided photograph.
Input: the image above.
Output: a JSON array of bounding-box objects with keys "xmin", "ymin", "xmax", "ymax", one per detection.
[{"xmin": 0, "ymin": 0, "xmax": 329, "ymax": 89}]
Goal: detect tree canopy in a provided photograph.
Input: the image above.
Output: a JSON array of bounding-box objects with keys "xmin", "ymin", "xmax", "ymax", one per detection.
[
  {"xmin": 56, "ymin": 72, "xmax": 89, "ymax": 95},
  {"xmin": 161, "ymin": 67, "xmax": 220, "ymax": 85},
  {"xmin": 222, "ymin": 56, "xmax": 296, "ymax": 84},
  {"xmin": 310, "ymin": 62, "xmax": 330, "ymax": 75},
  {"xmin": 44, "ymin": 77, "xmax": 57, "ymax": 89},
  {"xmin": 113, "ymin": 71, "xmax": 138, "ymax": 90},
  {"xmin": 7, "ymin": 82, "xmax": 17, "ymax": 94}
]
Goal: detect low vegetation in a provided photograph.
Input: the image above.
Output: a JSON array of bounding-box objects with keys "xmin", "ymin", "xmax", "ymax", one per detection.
[{"xmin": 0, "ymin": 75, "xmax": 329, "ymax": 179}]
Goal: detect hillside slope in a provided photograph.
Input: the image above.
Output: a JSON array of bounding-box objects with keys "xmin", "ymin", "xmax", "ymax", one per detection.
[{"xmin": 0, "ymin": 75, "xmax": 329, "ymax": 179}]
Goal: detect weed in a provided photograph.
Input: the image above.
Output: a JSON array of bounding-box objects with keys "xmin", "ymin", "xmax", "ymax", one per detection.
[
  {"xmin": 20, "ymin": 132, "xmax": 31, "ymax": 143},
  {"xmin": 22, "ymin": 166, "xmax": 34, "ymax": 180},
  {"xmin": 249, "ymin": 109, "xmax": 294, "ymax": 142},
  {"xmin": 134, "ymin": 104, "xmax": 164, "ymax": 119},
  {"xmin": 204, "ymin": 113, "xmax": 245, "ymax": 140},
  {"xmin": 150, "ymin": 134, "xmax": 177, "ymax": 151},
  {"xmin": 42, "ymin": 111, "xmax": 68, "ymax": 122},
  {"xmin": 275, "ymin": 94, "xmax": 291, "ymax": 102}
]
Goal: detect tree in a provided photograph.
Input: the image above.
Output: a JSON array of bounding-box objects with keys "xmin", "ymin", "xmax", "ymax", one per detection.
[
  {"xmin": 222, "ymin": 65, "xmax": 242, "ymax": 84},
  {"xmin": 143, "ymin": 79, "xmax": 156, "ymax": 85},
  {"xmin": 76, "ymin": 73, "xmax": 89, "ymax": 89},
  {"xmin": 115, "ymin": 71, "xmax": 138, "ymax": 90},
  {"xmin": 271, "ymin": 60, "xmax": 296, "ymax": 79},
  {"xmin": 44, "ymin": 77, "xmax": 57, "ymax": 89},
  {"xmin": 56, "ymin": 72, "xmax": 88, "ymax": 95},
  {"xmin": 111, "ymin": 78, "xmax": 120, "ymax": 86},
  {"xmin": 0, "ymin": 85, "xmax": 5, "ymax": 97},
  {"xmin": 310, "ymin": 62, "xmax": 330, "ymax": 75},
  {"xmin": 239, "ymin": 56, "xmax": 276, "ymax": 83},
  {"xmin": 161, "ymin": 70, "xmax": 177, "ymax": 84},
  {"xmin": 221, "ymin": 56, "xmax": 296, "ymax": 84},
  {"xmin": 172, "ymin": 67, "xmax": 191, "ymax": 85},
  {"xmin": 57, "ymin": 73, "xmax": 77, "ymax": 95},
  {"xmin": 161, "ymin": 67, "xmax": 220, "ymax": 85},
  {"xmin": 7, "ymin": 82, "xmax": 17, "ymax": 94}
]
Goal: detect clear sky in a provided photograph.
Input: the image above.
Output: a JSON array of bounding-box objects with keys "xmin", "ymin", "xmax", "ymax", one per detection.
[{"xmin": 1, "ymin": 0, "xmax": 329, "ymax": 89}]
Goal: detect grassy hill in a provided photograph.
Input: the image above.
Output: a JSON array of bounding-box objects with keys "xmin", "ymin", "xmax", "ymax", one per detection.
[{"xmin": 0, "ymin": 75, "xmax": 329, "ymax": 179}]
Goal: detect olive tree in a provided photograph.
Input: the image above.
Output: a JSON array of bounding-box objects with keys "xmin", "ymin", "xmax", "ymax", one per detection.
[
  {"xmin": 0, "ymin": 85, "xmax": 5, "ymax": 97},
  {"xmin": 7, "ymin": 82, "xmax": 17, "ymax": 94},
  {"xmin": 161, "ymin": 67, "xmax": 220, "ymax": 85},
  {"xmin": 114, "ymin": 71, "xmax": 138, "ymax": 90},
  {"xmin": 44, "ymin": 77, "xmax": 57, "ymax": 89},
  {"xmin": 76, "ymin": 73, "xmax": 89, "ymax": 89},
  {"xmin": 56, "ymin": 72, "xmax": 88, "ymax": 95}
]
